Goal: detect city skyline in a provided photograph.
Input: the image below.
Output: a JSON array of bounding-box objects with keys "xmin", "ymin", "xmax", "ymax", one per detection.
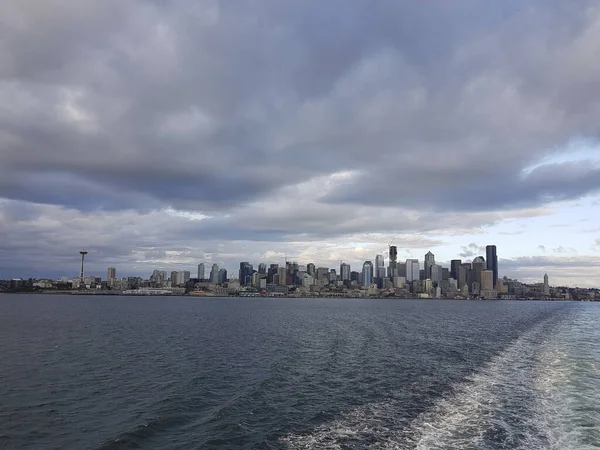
[
  {"xmin": 1, "ymin": 239, "xmax": 599, "ymax": 289},
  {"xmin": 5, "ymin": 243, "xmax": 595, "ymax": 292},
  {"xmin": 1, "ymin": 1, "xmax": 600, "ymax": 288}
]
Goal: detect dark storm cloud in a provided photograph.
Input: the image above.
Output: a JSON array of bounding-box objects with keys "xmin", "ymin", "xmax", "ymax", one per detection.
[{"xmin": 1, "ymin": 0, "xmax": 600, "ymax": 214}]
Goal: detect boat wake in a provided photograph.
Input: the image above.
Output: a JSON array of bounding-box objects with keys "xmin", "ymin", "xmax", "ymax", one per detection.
[{"xmin": 280, "ymin": 312, "xmax": 600, "ymax": 449}]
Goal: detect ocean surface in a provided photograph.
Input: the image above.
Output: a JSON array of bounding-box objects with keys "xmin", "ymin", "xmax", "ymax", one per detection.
[{"xmin": 1, "ymin": 296, "xmax": 599, "ymax": 450}]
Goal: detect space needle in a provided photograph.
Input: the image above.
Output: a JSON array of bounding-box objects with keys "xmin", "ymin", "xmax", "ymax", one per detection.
[{"xmin": 79, "ymin": 249, "xmax": 88, "ymax": 286}]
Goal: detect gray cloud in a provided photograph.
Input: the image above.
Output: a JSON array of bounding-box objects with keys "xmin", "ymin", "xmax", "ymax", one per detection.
[
  {"xmin": 500, "ymin": 256, "xmax": 600, "ymax": 288},
  {"xmin": 1, "ymin": 0, "xmax": 600, "ymax": 214},
  {"xmin": 459, "ymin": 243, "xmax": 486, "ymax": 259},
  {"xmin": 553, "ymin": 246, "xmax": 577, "ymax": 254}
]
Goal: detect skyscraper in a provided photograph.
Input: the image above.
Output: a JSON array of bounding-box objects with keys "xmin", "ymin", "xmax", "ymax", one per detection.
[
  {"xmin": 375, "ymin": 254, "xmax": 385, "ymax": 270},
  {"xmin": 210, "ymin": 264, "xmax": 219, "ymax": 284},
  {"xmin": 183, "ymin": 271, "xmax": 191, "ymax": 283},
  {"xmin": 424, "ymin": 251, "xmax": 435, "ymax": 279},
  {"xmin": 388, "ymin": 246, "xmax": 397, "ymax": 270},
  {"xmin": 218, "ymin": 268, "xmax": 228, "ymax": 284},
  {"xmin": 340, "ymin": 263, "xmax": 351, "ymax": 281},
  {"xmin": 486, "ymin": 245, "xmax": 498, "ymax": 287},
  {"xmin": 362, "ymin": 261, "xmax": 373, "ymax": 287},
  {"xmin": 306, "ymin": 263, "xmax": 315, "ymax": 276},
  {"xmin": 543, "ymin": 273, "xmax": 550, "ymax": 295},
  {"xmin": 481, "ymin": 270, "xmax": 494, "ymax": 291},
  {"xmin": 405, "ymin": 259, "xmax": 420, "ymax": 282},
  {"xmin": 450, "ymin": 260, "xmax": 462, "ymax": 280},
  {"xmin": 107, "ymin": 267, "xmax": 116, "ymax": 280},
  {"xmin": 472, "ymin": 256, "xmax": 486, "ymax": 285},
  {"xmin": 197, "ymin": 263, "xmax": 205, "ymax": 280},
  {"xmin": 430, "ymin": 264, "xmax": 443, "ymax": 284},
  {"xmin": 277, "ymin": 266, "xmax": 287, "ymax": 285},
  {"xmin": 239, "ymin": 262, "xmax": 253, "ymax": 286}
]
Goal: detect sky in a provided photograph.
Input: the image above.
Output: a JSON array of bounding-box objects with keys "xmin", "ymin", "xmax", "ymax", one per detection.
[{"xmin": 1, "ymin": 0, "xmax": 599, "ymax": 287}]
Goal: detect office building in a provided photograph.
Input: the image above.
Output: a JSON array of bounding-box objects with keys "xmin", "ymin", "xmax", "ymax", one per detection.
[
  {"xmin": 424, "ymin": 251, "xmax": 435, "ymax": 279},
  {"xmin": 389, "ymin": 246, "xmax": 397, "ymax": 271},
  {"xmin": 278, "ymin": 267, "xmax": 288, "ymax": 285},
  {"xmin": 430, "ymin": 264, "xmax": 443, "ymax": 284},
  {"xmin": 481, "ymin": 270, "xmax": 494, "ymax": 291},
  {"xmin": 362, "ymin": 261, "xmax": 373, "ymax": 286},
  {"xmin": 405, "ymin": 259, "xmax": 420, "ymax": 282},
  {"xmin": 107, "ymin": 267, "xmax": 116, "ymax": 281},
  {"xmin": 316, "ymin": 267, "xmax": 329, "ymax": 281},
  {"xmin": 197, "ymin": 263, "xmax": 205, "ymax": 280},
  {"xmin": 239, "ymin": 262, "xmax": 253, "ymax": 286},
  {"xmin": 340, "ymin": 263, "xmax": 351, "ymax": 281},
  {"xmin": 397, "ymin": 262, "xmax": 407, "ymax": 278},
  {"xmin": 450, "ymin": 260, "xmax": 462, "ymax": 279},
  {"xmin": 472, "ymin": 256, "xmax": 486, "ymax": 285},
  {"xmin": 210, "ymin": 264, "xmax": 219, "ymax": 284},
  {"xmin": 375, "ymin": 254, "xmax": 385, "ymax": 271},
  {"xmin": 218, "ymin": 268, "xmax": 227, "ymax": 284},
  {"xmin": 486, "ymin": 245, "xmax": 498, "ymax": 287}
]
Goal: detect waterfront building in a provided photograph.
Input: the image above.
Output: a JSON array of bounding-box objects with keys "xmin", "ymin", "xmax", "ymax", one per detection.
[
  {"xmin": 107, "ymin": 267, "xmax": 116, "ymax": 281},
  {"xmin": 543, "ymin": 273, "xmax": 550, "ymax": 295},
  {"xmin": 197, "ymin": 263, "xmax": 205, "ymax": 280}
]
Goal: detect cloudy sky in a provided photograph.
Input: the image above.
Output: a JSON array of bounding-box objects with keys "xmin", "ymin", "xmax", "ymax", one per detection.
[{"xmin": 1, "ymin": 0, "xmax": 599, "ymax": 287}]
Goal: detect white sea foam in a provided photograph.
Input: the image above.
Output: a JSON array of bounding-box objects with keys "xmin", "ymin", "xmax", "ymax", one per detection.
[{"xmin": 281, "ymin": 313, "xmax": 600, "ymax": 449}]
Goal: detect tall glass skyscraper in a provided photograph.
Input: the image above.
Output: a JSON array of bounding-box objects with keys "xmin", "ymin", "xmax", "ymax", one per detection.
[
  {"xmin": 362, "ymin": 261, "xmax": 373, "ymax": 286},
  {"xmin": 486, "ymin": 245, "xmax": 498, "ymax": 287}
]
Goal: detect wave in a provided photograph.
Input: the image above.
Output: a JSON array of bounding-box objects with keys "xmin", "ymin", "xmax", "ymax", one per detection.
[{"xmin": 280, "ymin": 310, "xmax": 599, "ymax": 449}]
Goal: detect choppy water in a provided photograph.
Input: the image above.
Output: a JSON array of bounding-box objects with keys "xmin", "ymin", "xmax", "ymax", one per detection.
[{"xmin": 0, "ymin": 296, "xmax": 598, "ymax": 449}]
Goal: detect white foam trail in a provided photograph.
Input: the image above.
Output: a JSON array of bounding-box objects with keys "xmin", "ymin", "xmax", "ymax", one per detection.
[
  {"xmin": 518, "ymin": 314, "xmax": 600, "ymax": 450},
  {"xmin": 281, "ymin": 314, "xmax": 600, "ymax": 449}
]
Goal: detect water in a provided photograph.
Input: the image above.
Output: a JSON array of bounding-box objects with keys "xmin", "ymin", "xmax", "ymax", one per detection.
[{"xmin": 0, "ymin": 296, "xmax": 598, "ymax": 449}]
